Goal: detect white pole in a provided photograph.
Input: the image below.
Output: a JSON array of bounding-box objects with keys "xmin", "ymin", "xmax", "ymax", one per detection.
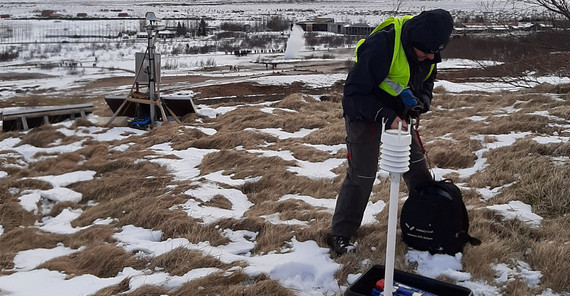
[
  {"xmin": 379, "ymin": 121, "xmax": 411, "ymax": 296},
  {"xmin": 383, "ymin": 172, "xmax": 401, "ymax": 295}
]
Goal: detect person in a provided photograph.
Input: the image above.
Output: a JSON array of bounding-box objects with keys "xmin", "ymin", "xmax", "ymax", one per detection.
[{"xmin": 328, "ymin": 9, "xmax": 454, "ymax": 256}]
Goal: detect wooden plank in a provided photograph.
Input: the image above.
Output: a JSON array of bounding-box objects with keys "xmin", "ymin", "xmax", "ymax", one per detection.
[
  {"xmin": 2, "ymin": 103, "xmax": 93, "ymax": 117},
  {"xmin": 2, "ymin": 103, "xmax": 93, "ymax": 131},
  {"xmin": 2, "ymin": 104, "xmax": 93, "ymax": 121},
  {"xmin": 21, "ymin": 116, "xmax": 29, "ymax": 130}
]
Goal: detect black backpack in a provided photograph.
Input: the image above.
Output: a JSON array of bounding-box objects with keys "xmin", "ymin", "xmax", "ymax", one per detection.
[{"xmin": 400, "ymin": 179, "xmax": 481, "ymax": 255}]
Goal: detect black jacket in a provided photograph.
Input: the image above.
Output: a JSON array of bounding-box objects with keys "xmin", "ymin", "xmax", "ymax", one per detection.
[{"xmin": 342, "ymin": 21, "xmax": 439, "ymax": 125}]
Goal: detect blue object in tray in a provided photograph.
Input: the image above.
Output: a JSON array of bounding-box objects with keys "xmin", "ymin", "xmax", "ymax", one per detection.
[{"xmin": 345, "ymin": 265, "xmax": 473, "ymax": 296}]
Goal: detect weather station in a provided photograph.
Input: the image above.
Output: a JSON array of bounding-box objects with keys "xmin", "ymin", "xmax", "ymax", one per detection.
[{"xmin": 104, "ymin": 12, "xmax": 196, "ymax": 129}]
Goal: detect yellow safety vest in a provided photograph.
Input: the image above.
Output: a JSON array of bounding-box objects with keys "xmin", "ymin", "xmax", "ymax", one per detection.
[{"xmin": 355, "ymin": 16, "xmax": 434, "ymax": 97}]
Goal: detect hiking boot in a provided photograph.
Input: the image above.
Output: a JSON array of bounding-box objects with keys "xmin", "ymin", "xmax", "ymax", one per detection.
[{"xmin": 328, "ymin": 235, "xmax": 355, "ymax": 256}]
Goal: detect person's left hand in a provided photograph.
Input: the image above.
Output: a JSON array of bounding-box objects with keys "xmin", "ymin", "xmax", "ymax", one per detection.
[{"xmin": 400, "ymin": 89, "xmax": 423, "ymax": 119}]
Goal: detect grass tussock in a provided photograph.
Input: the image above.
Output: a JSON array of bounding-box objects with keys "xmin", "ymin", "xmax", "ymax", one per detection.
[
  {"xmin": 132, "ymin": 123, "xmax": 207, "ymax": 149},
  {"xmin": 70, "ymin": 117, "xmax": 95, "ymax": 129},
  {"xmin": 64, "ymin": 225, "xmax": 117, "ymax": 249},
  {"xmin": 199, "ymin": 149, "xmax": 294, "ymax": 179},
  {"xmin": 302, "ymin": 119, "xmax": 346, "ymax": 146},
  {"xmin": 241, "ymin": 171, "xmax": 339, "ymax": 204},
  {"xmin": 38, "ymin": 244, "xmax": 144, "ymax": 278},
  {"xmin": 157, "ymin": 211, "xmax": 229, "ymax": 246},
  {"xmin": 0, "ymin": 228, "xmax": 66, "ymax": 271},
  {"xmin": 171, "ymin": 271, "xmax": 294, "ymax": 296},
  {"xmin": 270, "ymin": 142, "xmax": 333, "ymax": 162},
  {"xmin": 468, "ymin": 138, "xmax": 569, "ymax": 217},
  {"xmin": 0, "ymin": 196, "xmax": 39, "ymax": 231},
  {"xmin": 16, "ymin": 124, "xmax": 66, "ymax": 148},
  {"xmin": 274, "ymin": 93, "xmax": 315, "ymax": 111},
  {"xmin": 187, "ymin": 130, "xmax": 278, "ymax": 150},
  {"xmin": 171, "ymin": 271, "xmax": 249, "ymax": 296},
  {"xmin": 150, "ymin": 248, "xmax": 232, "ymax": 276},
  {"xmin": 24, "ymin": 152, "xmax": 85, "ymax": 177},
  {"xmin": 528, "ymin": 217, "xmax": 570, "ymax": 293},
  {"xmin": 425, "ymin": 139, "xmax": 478, "ymax": 169},
  {"xmin": 91, "ymin": 278, "xmax": 131, "ymax": 296},
  {"xmin": 124, "ymin": 285, "xmax": 169, "ymax": 296},
  {"xmin": 211, "ymin": 106, "xmax": 281, "ymax": 132}
]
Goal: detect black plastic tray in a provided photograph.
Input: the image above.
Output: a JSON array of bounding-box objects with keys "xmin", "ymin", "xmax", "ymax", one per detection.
[{"xmin": 345, "ymin": 265, "xmax": 473, "ymax": 296}]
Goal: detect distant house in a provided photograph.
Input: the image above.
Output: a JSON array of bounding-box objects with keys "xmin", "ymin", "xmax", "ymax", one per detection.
[
  {"xmin": 41, "ymin": 10, "xmax": 55, "ymax": 17},
  {"xmin": 158, "ymin": 30, "xmax": 176, "ymax": 39},
  {"xmin": 118, "ymin": 12, "xmax": 129, "ymax": 17},
  {"xmin": 345, "ymin": 23, "xmax": 373, "ymax": 36},
  {"xmin": 41, "ymin": 10, "xmax": 60, "ymax": 18},
  {"xmin": 328, "ymin": 22, "xmax": 347, "ymax": 34},
  {"xmin": 76, "ymin": 13, "xmax": 88, "ymax": 18},
  {"xmin": 297, "ymin": 18, "xmax": 335, "ymax": 32}
]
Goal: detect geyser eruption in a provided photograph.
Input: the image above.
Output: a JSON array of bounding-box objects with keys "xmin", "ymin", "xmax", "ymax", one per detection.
[{"xmin": 284, "ymin": 25, "xmax": 305, "ymax": 59}]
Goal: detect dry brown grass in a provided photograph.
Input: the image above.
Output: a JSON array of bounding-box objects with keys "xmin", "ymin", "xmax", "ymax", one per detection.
[
  {"xmin": 125, "ymin": 285, "xmax": 169, "ymax": 296},
  {"xmin": 169, "ymin": 271, "xmax": 297, "ymax": 296},
  {"xmin": 528, "ymin": 217, "xmax": 570, "ymax": 292},
  {"xmin": 2, "ymin": 66, "xmax": 569, "ymax": 296},
  {"xmin": 0, "ymin": 228, "xmax": 66, "ymax": 271},
  {"xmin": 187, "ymin": 130, "xmax": 278, "ymax": 150},
  {"xmin": 39, "ymin": 244, "xmax": 144, "ymax": 278},
  {"xmin": 467, "ymin": 138, "xmax": 569, "ymax": 217},
  {"xmin": 425, "ymin": 138, "xmax": 478, "ymax": 169},
  {"xmin": 199, "ymin": 149, "xmax": 294, "ymax": 180},
  {"xmin": 91, "ymin": 278, "xmax": 131, "ymax": 296},
  {"xmin": 16, "ymin": 124, "xmax": 67, "ymax": 148},
  {"xmin": 150, "ymin": 247, "xmax": 232, "ymax": 276}
]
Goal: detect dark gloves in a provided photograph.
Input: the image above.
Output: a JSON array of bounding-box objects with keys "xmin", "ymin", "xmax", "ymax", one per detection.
[{"xmin": 399, "ymin": 89, "xmax": 424, "ymax": 119}]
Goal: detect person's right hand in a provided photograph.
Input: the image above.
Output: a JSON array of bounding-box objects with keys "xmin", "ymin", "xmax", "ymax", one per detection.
[{"xmin": 390, "ymin": 116, "xmax": 407, "ymax": 130}]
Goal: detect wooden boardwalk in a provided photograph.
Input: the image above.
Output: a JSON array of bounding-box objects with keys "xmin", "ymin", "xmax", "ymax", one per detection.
[{"xmin": 1, "ymin": 103, "xmax": 93, "ymax": 132}]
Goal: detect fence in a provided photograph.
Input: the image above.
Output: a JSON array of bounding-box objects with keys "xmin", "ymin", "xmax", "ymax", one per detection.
[{"xmin": 0, "ymin": 18, "xmax": 196, "ymax": 44}]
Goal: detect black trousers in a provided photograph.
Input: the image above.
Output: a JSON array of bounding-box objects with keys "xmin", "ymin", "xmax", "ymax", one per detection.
[{"xmin": 330, "ymin": 117, "xmax": 432, "ymax": 238}]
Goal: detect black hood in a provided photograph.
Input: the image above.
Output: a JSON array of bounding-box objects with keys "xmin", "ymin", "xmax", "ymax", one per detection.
[{"xmin": 402, "ymin": 9, "xmax": 454, "ymax": 62}]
